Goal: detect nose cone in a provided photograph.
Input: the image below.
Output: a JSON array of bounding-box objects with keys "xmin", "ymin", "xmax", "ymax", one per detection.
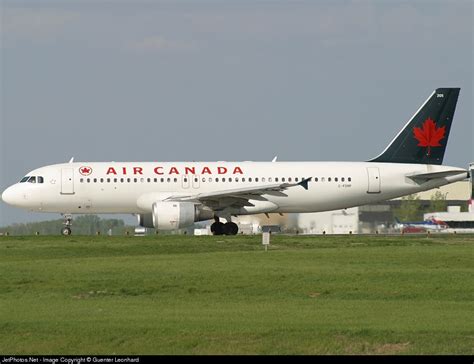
[{"xmin": 2, "ymin": 186, "xmax": 19, "ymax": 206}]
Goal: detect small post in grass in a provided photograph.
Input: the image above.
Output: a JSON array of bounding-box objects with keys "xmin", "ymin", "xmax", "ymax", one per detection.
[{"xmin": 262, "ymin": 231, "xmax": 270, "ymax": 252}]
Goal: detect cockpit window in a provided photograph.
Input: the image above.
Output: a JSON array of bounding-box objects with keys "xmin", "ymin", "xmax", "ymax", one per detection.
[
  {"xmin": 37, "ymin": 176, "xmax": 44, "ymax": 184},
  {"xmin": 20, "ymin": 176, "xmax": 29, "ymax": 183},
  {"xmin": 27, "ymin": 176, "xmax": 36, "ymax": 183}
]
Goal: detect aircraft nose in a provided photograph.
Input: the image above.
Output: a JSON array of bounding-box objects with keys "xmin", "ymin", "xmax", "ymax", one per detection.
[{"xmin": 2, "ymin": 186, "xmax": 19, "ymax": 206}]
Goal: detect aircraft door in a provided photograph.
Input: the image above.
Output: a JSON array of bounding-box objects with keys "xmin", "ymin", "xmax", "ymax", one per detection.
[
  {"xmin": 366, "ymin": 167, "xmax": 381, "ymax": 194},
  {"xmin": 192, "ymin": 175, "xmax": 200, "ymax": 189},
  {"xmin": 182, "ymin": 175, "xmax": 190, "ymax": 189},
  {"xmin": 61, "ymin": 168, "xmax": 75, "ymax": 195}
]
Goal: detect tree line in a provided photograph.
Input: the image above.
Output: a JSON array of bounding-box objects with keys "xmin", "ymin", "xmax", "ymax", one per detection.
[{"xmin": 0, "ymin": 215, "xmax": 136, "ymax": 236}]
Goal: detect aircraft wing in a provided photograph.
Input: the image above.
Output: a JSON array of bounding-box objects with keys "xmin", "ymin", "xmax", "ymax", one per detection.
[{"xmin": 165, "ymin": 178, "xmax": 311, "ymax": 210}]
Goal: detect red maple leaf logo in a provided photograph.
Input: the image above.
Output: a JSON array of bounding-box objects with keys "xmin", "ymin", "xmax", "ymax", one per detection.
[
  {"xmin": 79, "ymin": 166, "xmax": 92, "ymax": 176},
  {"xmin": 413, "ymin": 118, "xmax": 445, "ymax": 156}
]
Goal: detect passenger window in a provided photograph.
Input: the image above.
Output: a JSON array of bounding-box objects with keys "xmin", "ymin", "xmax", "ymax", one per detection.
[
  {"xmin": 249, "ymin": 178, "xmax": 252, "ymax": 182},
  {"xmin": 107, "ymin": 178, "xmax": 111, "ymax": 183},
  {"xmin": 120, "ymin": 178, "xmax": 124, "ymax": 183},
  {"xmin": 167, "ymin": 178, "xmax": 171, "ymax": 182},
  {"xmin": 228, "ymin": 178, "xmax": 232, "ymax": 182},
  {"xmin": 100, "ymin": 178, "xmax": 104, "ymax": 183},
  {"xmin": 255, "ymin": 178, "xmax": 259, "ymax": 182},
  {"xmin": 202, "ymin": 177, "xmax": 206, "ymax": 182},
  {"xmin": 288, "ymin": 177, "xmax": 292, "ymax": 182},
  {"xmin": 154, "ymin": 178, "xmax": 158, "ymax": 183},
  {"xmin": 242, "ymin": 178, "xmax": 246, "ymax": 182},
  {"xmin": 114, "ymin": 178, "xmax": 118, "ymax": 183},
  {"xmin": 215, "ymin": 178, "xmax": 219, "ymax": 182},
  {"xmin": 282, "ymin": 178, "xmax": 285, "ymax": 182},
  {"xmin": 93, "ymin": 178, "xmax": 97, "ymax": 183},
  {"xmin": 147, "ymin": 178, "xmax": 151, "ymax": 183},
  {"xmin": 161, "ymin": 178, "xmax": 164, "ymax": 183},
  {"xmin": 87, "ymin": 178, "xmax": 91, "ymax": 183},
  {"xmin": 134, "ymin": 178, "xmax": 138, "ymax": 183},
  {"xmin": 262, "ymin": 177, "xmax": 266, "ymax": 182},
  {"xmin": 314, "ymin": 177, "xmax": 318, "ymax": 182},
  {"xmin": 341, "ymin": 177, "xmax": 345, "ymax": 182},
  {"xmin": 321, "ymin": 177, "xmax": 325, "ymax": 182},
  {"xmin": 184, "ymin": 178, "xmax": 188, "ymax": 183},
  {"xmin": 80, "ymin": 178, "xmax": 84, "ymax": 183},
  {"xmin": 209, "ymin": 178, "xmax": 212, "ymax": 182},
  {"xmin": 127, "ymin": 178, "xmax": 131, "ymax": 183},
  {"xmin": 335, "ymin": 177, "xmax": 338, "ymax": 182},
  {"xmin": 275, "ymin": 177, "xmax": 279, "ymax": 182},
  {"xmin": 348, "ymin": 177, "xmax": 352, "ymax": 182},
  {"xmin": 295, "ymin": 177, "xmax": 299, "ymax": 182},
  {"xmin": 140, "ymin": 178, "xmax": 144, "ymax": 183},
  {"xmin": 268, "ymin": 177, "xmax": 272, "ymax": 182},
  {"xmin": 194, "ymin": 178, "xmax": 198, "ymax": 183},
  {"xmin": 328, "ymin": 177, "xmax": 331, "ymax": 182},
  {"xmin": 235, "ymin": 177, "xmax": 239, "ymax": 182},
  {"xmin": 174, "ymin": 178, "xmax": 178, "ymax": 183}
]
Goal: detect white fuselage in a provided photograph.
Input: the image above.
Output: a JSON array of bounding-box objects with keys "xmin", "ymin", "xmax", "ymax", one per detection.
[{"xmin": 1, "ymin": 161, "xmax": 467, "ymax": 216}]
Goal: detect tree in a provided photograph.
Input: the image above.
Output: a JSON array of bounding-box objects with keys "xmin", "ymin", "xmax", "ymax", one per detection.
[
  {"xmin": 393, "ymin": 194, "xmax": 423, "ymax": 221},
  {"xmin": 428, "ymin": 190, "xmax": 447, "ymax": 213}
]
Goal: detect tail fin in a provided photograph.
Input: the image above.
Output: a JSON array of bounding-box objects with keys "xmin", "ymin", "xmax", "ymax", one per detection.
[{"xmin": 370, "ymin": 88, "xmax": 460, "ymax": 165}]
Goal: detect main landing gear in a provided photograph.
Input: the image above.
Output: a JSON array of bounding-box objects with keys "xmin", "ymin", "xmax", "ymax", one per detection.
[
  {"xmin": 210, "ymin": 216, "xmax": 239, "ymax": 236},
  {"xmin": 61, "ymin": 214, "xmax": 73, "ymax": 236}
]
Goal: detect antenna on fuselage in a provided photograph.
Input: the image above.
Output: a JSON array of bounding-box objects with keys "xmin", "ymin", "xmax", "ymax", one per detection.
[{"xmin": 68, "ymin": 157, "xmax": 74, "ymax": 163}]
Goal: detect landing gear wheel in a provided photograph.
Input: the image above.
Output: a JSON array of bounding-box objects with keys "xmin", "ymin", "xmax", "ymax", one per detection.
[
  {"xmin": 211, "ymin": 221, "xmax": 224, "ymax": 235},
  {"xmin": 61, "ymin": 227, "xmax": 72, "ymax": 236},
  {"xmin": 224, "ymin": 222, "xmax": 239, "ymax": 235}
]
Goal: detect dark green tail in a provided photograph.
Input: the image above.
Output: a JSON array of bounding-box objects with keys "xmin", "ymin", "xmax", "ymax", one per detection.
[{"xmin": 370, "ymin": 88, "xmax": 460, "ymax": 165}]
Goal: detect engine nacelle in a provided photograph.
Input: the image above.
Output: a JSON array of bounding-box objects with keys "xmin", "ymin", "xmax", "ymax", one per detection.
[
  {"xmin": 151, "ymin": 202, "xmax": 213, "ymax": 230},
  {"xmin": 137, "ymin": 213, "xmax": 154, "ymax": 228}
]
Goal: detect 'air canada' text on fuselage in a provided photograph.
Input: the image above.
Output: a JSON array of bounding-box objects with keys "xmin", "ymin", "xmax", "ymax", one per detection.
[{"xmin": 101, "ymin": 166, "xmax": 244, "ymax": 176}]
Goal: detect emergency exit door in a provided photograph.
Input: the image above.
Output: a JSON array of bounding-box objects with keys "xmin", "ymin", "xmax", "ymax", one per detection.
[{"xmin": 366, "ymin": 167, "xmax": 381, "ymax": 194}]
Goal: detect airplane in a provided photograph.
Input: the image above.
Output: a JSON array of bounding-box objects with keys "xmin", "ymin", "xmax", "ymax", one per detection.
[
  {"xmin": 394, "ymin": 217, "xmax": 449, "ymax": 233},
  {"xmin": 1, "ymin": 88, "xmax": 469, "ymax": 236}
]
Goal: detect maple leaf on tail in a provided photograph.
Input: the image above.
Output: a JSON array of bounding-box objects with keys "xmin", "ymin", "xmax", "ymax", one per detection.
[{"xmin": 413, "ymin": 118, "xmax": 446, "ymax": 156}]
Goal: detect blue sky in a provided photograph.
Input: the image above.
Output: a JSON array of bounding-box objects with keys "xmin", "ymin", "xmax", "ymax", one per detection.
[{"xmin": 1, "ymin": 0, "xmax": 472, "ymax": 225}]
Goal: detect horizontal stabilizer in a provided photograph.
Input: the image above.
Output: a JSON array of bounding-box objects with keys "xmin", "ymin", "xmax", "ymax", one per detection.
[{"xmin": 407, "ymin": 170, "xmax": 467, "ymax": 182}]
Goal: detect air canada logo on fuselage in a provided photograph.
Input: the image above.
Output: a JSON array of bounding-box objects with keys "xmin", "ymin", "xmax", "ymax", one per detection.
[{"xmin": 79, "ymin": 166, "xmax": 93, "ymax": 176}]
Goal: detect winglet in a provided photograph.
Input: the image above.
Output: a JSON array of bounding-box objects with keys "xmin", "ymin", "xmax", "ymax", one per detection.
[{"xmin": 298, "ymin": 177, "xmax": 312, "ymax": 190}]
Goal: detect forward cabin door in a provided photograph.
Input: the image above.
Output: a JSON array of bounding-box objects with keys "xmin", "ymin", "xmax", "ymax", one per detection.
[
  {"xmin": 366, "ymin": 167, "xmax": 381, "ymax": 194},
  {"xmin": 61, "ymin": 168, "xmax": 75, "ymax": 195}
]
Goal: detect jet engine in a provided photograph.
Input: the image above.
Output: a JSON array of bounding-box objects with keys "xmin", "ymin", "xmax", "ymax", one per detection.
[{"xmin": 140, "ymin": 201, "xmax": 213, "ymax": 230}]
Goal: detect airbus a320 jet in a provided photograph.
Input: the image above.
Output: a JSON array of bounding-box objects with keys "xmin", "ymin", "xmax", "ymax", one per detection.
[{"xmin": 1, "ymin": 88, "xmax": 468, "ymax": 235}]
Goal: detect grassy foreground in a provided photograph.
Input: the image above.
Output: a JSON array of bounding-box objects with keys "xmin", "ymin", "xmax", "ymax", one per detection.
[{"xmin": 0, "ymin": 234, "xmax": 472, "ymax": 355}]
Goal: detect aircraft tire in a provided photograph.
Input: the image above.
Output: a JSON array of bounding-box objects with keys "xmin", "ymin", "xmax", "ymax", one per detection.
[
  {"xmin": 211, "ymin": 221, "xmax": 224, "ymax": 235},
  {"xmin": 61, "ymin": 227, "xmax": 72, "ymax": 236},
  {"xmin": 224, "ymin": 222, "xmax": 239, "ymax": 235}
]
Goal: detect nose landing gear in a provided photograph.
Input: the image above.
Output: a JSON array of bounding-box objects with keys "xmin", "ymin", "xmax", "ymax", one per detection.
[{"xmin": 61, "ymin": 214, "xmax": 73, "ymax": 236}]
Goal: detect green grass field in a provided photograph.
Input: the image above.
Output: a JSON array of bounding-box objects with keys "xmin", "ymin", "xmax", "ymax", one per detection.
[{"xmin": 0, "ymin": 234, "xmax": 472, "ymax": 355}]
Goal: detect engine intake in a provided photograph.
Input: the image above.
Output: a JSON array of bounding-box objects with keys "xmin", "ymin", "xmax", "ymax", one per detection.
[{"xmin": 139, "ymin": 202, "xmax": 213, "ymax": 230}]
